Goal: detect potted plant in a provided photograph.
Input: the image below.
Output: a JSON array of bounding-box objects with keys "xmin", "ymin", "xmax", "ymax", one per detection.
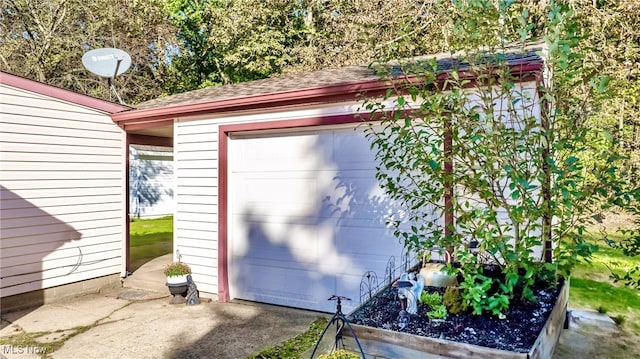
[
  {"xmin": 164, "ymin": 262, "xmax": 191, "ymax": 303},
  {"xmin": 164, "ymin": 261, "xmax": 191, "ymax": 284}
]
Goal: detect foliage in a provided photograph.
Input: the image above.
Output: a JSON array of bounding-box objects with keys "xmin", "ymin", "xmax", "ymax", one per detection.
[
  {"xmin": 419, "ymin": 291, "xmax": 443, "ymax": 307},
  {"xmin": 317, "ymin": 349, "xmax": 361, "ymax": 359},
  {"xmin": 163, "ymin": 0, "xmax": 306, "ymax": 93},
  {"xmin": 362, "ymin": 0, "xmax": 639, "ymax": 317},
  {"xmin": 443, "ymin": 286, "xmax": 469, "ymax": 315},
  {"xmin": 426, "ymin": 304, "xmax": 448, "ymax": 320},
  {"xmin": 0, "ymin": 0, "xmax": 177, "ymax": 104},
  {"xmin": 163, "ymin": 261, "xmax": 191, "ymax": 277},
  {"xmin": 419, "ymin": 291, "xmax": 448, "ymax": 320}
]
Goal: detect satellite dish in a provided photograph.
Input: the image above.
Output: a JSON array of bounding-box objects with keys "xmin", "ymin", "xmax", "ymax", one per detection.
[
  {"xmin": 82, "ymin": 48, "xmax": 131, "ymax": 105},
  {"xmin": 82, "ymin": 48, "xmax": 131, "ymax": 78}
]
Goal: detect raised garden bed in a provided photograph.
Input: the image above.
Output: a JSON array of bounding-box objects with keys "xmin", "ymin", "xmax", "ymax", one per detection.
[{"xmin": 345, "ymin": 279, "xmax": 568, "ymax": 359}]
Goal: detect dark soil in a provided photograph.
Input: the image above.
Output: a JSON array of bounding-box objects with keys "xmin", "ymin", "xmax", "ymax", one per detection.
[{"xmin": 349, "ymin": 274, "xmax": 562, "ymax": 353}]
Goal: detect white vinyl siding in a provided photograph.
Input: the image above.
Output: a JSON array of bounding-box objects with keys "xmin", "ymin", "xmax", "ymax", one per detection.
[
  {"xmin": 173, "ymin": 120, "xmax": 219, "ymax": 295},
  {"xmin": 0, "ymin": 83, "xmax": 125, "ymax": 297}
]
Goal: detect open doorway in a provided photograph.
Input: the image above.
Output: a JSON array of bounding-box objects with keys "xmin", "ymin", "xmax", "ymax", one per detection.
[
  {"xmin": 125, "ymin": 131, "xmax": 174, "ymax": 275},
  {"xmin": 128, "ymin": 144, "xmax": 174, "ymax": 272}
]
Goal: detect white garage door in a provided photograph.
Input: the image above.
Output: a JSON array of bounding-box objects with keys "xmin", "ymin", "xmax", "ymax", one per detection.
[{"xmin": 229, "ymin": 125, "xmax": 406, "ymax": 313}]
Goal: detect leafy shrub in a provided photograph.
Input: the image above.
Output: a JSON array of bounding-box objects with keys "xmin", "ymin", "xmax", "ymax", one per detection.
[
  {"xmin": 443, "ymin": 287, "xmax": 469, "ymax": 315},
  {"xmin": 361, "ymin": 1, "xmax": 640, "ymax": 317},
  {"xmin": 427, "ymin": 304, "xmax": 448, "ymax": 320},
  {"xmin": 419, "ymin": 291, "xmax": 443, "ymax": 307}
]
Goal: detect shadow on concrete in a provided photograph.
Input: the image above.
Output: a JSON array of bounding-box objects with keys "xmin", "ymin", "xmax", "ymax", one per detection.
[{"xmin": 166, "ymin": 300, "xmax": 322, "ymax": 359}]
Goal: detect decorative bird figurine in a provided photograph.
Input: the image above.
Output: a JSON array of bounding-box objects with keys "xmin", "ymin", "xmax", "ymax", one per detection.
[{"xmin": 397, "ymin": 272, "xmax": 425, "ymax": 314}]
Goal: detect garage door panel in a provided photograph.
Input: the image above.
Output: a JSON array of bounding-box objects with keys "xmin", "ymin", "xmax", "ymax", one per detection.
[
  {"xmin": 234, "ymin": 131, "xmax": 332, "ymax": 172},
  {"xmin": 230, "ymin": 126, "xmax": 406, "ymax": 312},
  {"xmin": 233, "ymin": 262, "xmax": 335, "ymax": 312},
  {"xmin": 332, "ymin": 130, "xmax": 379, "ymax": 169}
]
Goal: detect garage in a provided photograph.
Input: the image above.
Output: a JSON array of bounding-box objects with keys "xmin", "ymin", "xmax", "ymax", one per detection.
[
  {"xmin": 111, "ymin": 48, "xmax": 543, "ymax": 309},
  {"xmin": 228, "ymin": 125, "xmax": 405, "ymax": 313}
]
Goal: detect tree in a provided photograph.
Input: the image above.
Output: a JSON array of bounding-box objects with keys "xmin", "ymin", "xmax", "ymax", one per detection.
[
  {"xmin": 163, "ymin": 0, "xmax": 306, "ymax": 93},
  {"xmin": 0, "ymin": 0, "xmax": 177, "ymax": 104},
  {"xmin": 362, "ymin": 0, "xmax": 638, "ymax": 317}
]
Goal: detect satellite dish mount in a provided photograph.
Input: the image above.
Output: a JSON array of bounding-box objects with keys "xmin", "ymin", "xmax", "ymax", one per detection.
[{"xmin": 82, "ymin": 48, "xmax": 132, "ymax": 105}]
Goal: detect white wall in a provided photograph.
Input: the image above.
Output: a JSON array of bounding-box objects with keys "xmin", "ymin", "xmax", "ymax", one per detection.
[
  {"xmin": 0, "ymin": 84, "xmax": 126, "ymax": 297},
  {"xmin": 129, "ymin": 145, "xmax": 174, "ymax": 219}
]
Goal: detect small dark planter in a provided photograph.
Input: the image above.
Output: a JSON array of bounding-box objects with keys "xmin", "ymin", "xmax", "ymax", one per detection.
[{"xmin": 166, "ymin": 283, "xmax": 188, "ymax": 304}]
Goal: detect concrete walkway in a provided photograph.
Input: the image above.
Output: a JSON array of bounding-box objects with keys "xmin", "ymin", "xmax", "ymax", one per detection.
[{"xmin": 122, "ymin": 253, "xmax": 173, "ymax": 294}]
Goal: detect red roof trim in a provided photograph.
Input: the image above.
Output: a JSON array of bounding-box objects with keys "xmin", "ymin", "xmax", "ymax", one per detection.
[
  {"xmin": 1, "ymin": 71, "xmax": 129, "ymax": 114},
  {"xmin": 112, "ymin": 79, "xmax": 389, "ymax": 125},
  {"xmin": 112, "ymin": 61, "xmax": 543, "ymax": 128}
]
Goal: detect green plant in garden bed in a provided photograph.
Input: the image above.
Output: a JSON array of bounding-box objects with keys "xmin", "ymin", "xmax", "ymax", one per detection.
[
  {"xmin": 361, "ymin": 0, "xmax": 639, "ymax": 318},
  {"xmin": 419, "ymin": 291, "xmax": 443, "ymax": 307}
]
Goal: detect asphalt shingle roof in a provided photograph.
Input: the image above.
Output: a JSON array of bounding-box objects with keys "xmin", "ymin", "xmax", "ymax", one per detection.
[{"xmin": 134, "ymin": 45, "xmax": 543, "ymax": 111}]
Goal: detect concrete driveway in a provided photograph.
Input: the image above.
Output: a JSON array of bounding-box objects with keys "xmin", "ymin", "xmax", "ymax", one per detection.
[{"xmin": 0, "ymin": 289, "xmax": 322, "ymax": 359}]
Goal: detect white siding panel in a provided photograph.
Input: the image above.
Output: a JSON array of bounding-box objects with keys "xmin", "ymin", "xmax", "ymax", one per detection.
[
  {"xmin": 1, "ymin": 161, "xmax": 121, "ymax": 172},
  {"xmin": 2, "ymin": 230, "xmax": 122, "ymax": 251},
  {"xmin": 0, "ymin": 83, "xmax": 125, "ymax": 298},
  {"xmin": 1, "ymin": 131, "xmax": 120, "ymax": 148},
  {"xmin": 1, "ymin": 142, "xmax": 122, "ymax": 156},
  {"xmin": 175, "ymin": 212, "xmax": 218, "ymax": 223},
  {"xmin": 174, "ymin": 150, "xmax": 218, "ymax": 161},
  {"xmin": 5, "ymin": 152, "xmax": 121, "ymax": 163},
  {"xmin": 175, "ymin": 238, "xmax": 217, "ymax": 250},
  {"xmin": 175, "ymin": 194, "xmax": 218, "ymax": 206},
  {"xmin": 2, "ymin": 179, "xmax": 122, "ymax": 190},
  {"xmin": 175, "ymin": 203, "xmax": 217, "ymax": 214},
  {"xmin": 175, "ymin": 245, "xmax": 216, "ymax": 259},
  {"xmin": 173, "ymin": 228, "xmax": 216, "ymax": 241},
  {"xmin": 1, "ymin": 120, "xmax": 121, "ymax": 139},
  {"xmin": 2, "ymin": 239, "xmax": 121, "ymax": 266},
  {"xmin": 1, "ymin": 194, "xmax": 119, "ymax": 209},
  {"xmin": 1, "ymin": 96, "xmax": 114, "ymax": 118},
  {"xmin": 173, "ymin": 141, "xmax": 217, "ymax": 152},
  {"xmin": 174, "ymin": 120, "xmax": 219, "ymax": 295},
  {"xmin": 1, "ymin": 207, "xmax": 121, "ymax": 227}
]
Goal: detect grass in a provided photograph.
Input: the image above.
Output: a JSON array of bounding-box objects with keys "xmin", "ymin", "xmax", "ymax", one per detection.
[
  {"xmin": 569, "ymin": 226, "xmax": 640, "ymax": 336},
  {"xmin": 247, "ymin": 317, "xmax": 328, "ymax": 359},
  {"xmin": 129, "ymin": 216, "xmax": 173, "ymax": 272}
]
